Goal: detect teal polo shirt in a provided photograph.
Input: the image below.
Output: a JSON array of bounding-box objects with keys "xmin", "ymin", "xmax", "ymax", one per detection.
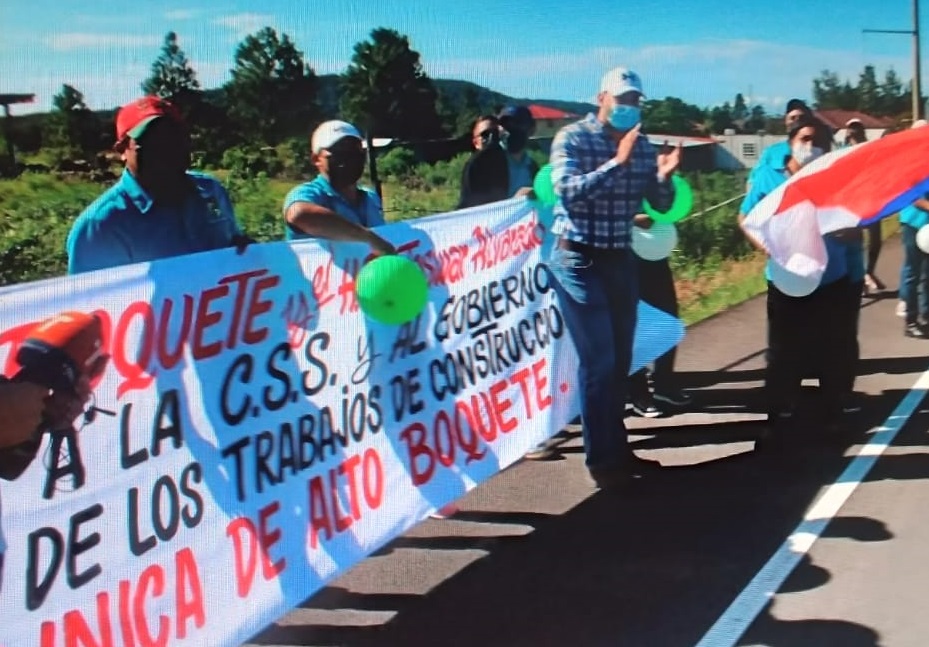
[
  {"xmin": 66, "ymin": 170, "xmax": 242, "ymax": 274},
  {"xmin": 282, "ymin": 176, "xmax": 385, "ymax": 241},
  {"xmin": 740, "ymin": 162, "xmax": 849, "ymax": 285},
  {"xmin": 900, "ymin": 194, "xmax": 929, "ymax": 229},
  {"xmin": 749, "ymin": 140, "xmax": 790, "ymax": 185},
  {"xmin": 506, "ymin": 153, "xmax": 535, "ymax": 197}
]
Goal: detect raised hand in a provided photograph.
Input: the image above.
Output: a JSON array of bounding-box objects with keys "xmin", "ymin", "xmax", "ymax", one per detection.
[{"xmin": 657, "ymin": 139, "xmax": 683, "ymax": 179}]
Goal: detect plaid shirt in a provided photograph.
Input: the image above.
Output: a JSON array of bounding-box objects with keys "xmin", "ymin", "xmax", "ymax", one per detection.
[{"xmin": 549, "ymin": 114, "xmax": 674, "ymax": 249}]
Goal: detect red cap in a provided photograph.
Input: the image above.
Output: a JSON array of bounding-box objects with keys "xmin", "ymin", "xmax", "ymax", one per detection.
[{"xmin": 115, "ymin": 96, "xmax": 183, "ymax": 143}]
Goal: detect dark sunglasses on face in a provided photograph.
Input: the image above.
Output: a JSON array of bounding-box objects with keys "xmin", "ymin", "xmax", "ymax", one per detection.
[{"xmin": 477, "ymin": 129, "xmax": 501, "ymax": 145}]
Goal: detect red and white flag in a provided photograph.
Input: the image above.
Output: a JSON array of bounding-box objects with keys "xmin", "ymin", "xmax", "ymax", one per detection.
[{"xmin": 742, "ymin": 125, "xmax": 929, "ymax": 277}]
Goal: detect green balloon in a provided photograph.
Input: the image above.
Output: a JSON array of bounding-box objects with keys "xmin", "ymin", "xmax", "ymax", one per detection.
[
  {"xmin": 355, "ymin": 255, "xmax": 429, "ymax": 325},
  {"xmin": 533, "ymin": 163, "xmax": 557, "ymax": 207},
  {"xmin": 643, "ymin": 174, "xmax": 694, "ymax": 224}
]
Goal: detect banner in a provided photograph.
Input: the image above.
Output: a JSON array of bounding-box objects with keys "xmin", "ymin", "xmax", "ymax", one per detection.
[{"xmin": 0, "ymin": 198, "xmax": 682, "ymax": 647}]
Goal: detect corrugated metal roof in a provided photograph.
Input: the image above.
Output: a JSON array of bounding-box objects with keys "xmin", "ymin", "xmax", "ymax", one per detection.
[
  {"xmin": 528, "ymin": 104, "xmax": 578, "ymax": 120},
  {"xmin": 0, "ymin": 93, "xmax": 35, "ymax": 105},
  {"xmin": 646, "ymin": 134, "xmax": 716, "ymax": 148},
  {"xmin": 814, "ymin": 109, "xmax": 894, "ymax": 130}
]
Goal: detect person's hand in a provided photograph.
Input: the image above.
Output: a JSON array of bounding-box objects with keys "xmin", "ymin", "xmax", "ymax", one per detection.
[
  {"xmin": 829, "ymin": 227, "xmax": 863, "ymax": 243},
  {"xmin": 231, "ymin": 233, "xmax": 257, "ymax": 255},
  {"xmin": 514, "ymin": 187, "xmax": 536, "ymax": 199},
  {"xmin": 613, "ymin": 123, "xmax": 643, "ymax": 166},
  {"xmin": 0, "ymin": 381, "xmax": 50, "ymax": 448},
  {"xmin": 368, "ymin": 234, "xmax": 397, "ymax": 258},
  {"xmin": 44, "ymin": 375, "xmax": 91, "ymax": 432},
  {"xmin": 657, "ymin": 139, "xmax": 683, "ymax": 179},
  {"xmin": 633, "ymin": 213, "xmax": 654, "ymax": 229}
]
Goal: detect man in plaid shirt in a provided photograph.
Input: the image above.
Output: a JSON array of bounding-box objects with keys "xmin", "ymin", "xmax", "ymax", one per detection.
[{"xmin": 547, "ymin": 66, "xmax": 681, "ymax": 490}]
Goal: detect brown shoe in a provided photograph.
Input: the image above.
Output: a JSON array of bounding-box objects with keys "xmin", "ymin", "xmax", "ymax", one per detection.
[
  {"xmin": 589, "ymin": 456, "xmax": 661, "ymax": 490},
  {"xmin": 588, "ymin": 466, "xmax": 633, "ymax": 491},
  {"xmin": 623, "ymin": 454, "xmax": 662, "ymax": 473},
  {"xmin": 524, "ymin": 442, "xmax": 556, "ymax": 460}
]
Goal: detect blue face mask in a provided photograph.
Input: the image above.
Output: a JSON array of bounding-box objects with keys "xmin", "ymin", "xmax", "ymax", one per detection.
[{"xmin": 609, "ymin": 104, "xmax": 641, "ymax": 131}]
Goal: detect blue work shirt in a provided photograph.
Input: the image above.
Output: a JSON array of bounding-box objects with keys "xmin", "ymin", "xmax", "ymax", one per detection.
[
  {"xmin": 506, "ymin": 153, "xmax": 536, "ymax": 197},
  {"xmin": 740, "ymin": 162, "xmax": 849, "ymax": 285},
  {"xmin": 845, "ymin": 236, "xmax": 866, "ymax": 283},
  {"xmin": 282, "ymin": 175, "xmax": 385, "ymax": 241},
  {"xmin": 66, "ymin": 170, "xmax": 242, "ymax": 274}
]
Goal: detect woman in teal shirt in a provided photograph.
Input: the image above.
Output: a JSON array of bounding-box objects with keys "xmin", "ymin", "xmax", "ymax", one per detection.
[{"xmin": 739, "ymin": 114, "xmax": 860, "ymax": 435}]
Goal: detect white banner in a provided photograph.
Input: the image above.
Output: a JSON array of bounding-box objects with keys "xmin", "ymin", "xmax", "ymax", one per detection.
[{"xmin": 0, "ymin": 198, "xmax": 681, "ymax": 647}]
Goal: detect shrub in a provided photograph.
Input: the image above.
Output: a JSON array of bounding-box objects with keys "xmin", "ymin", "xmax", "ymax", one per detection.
[
  {"xmin": 0, "ymin": 160, "xmax": 756, "ymax": 286},
  {"xmin": 376, "ymin": 147, "xmax": 418, "ymax": 179},
  {"xmin": 221, "ymin": 145, "xmax": 284, "ymax": 179}
]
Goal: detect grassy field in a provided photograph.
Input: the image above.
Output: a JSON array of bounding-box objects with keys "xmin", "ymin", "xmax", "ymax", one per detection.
[
  {"xmin": 1, "ymin": 166, "xmax": 889, "ymax": 327},
  {"xmin": 676, "ymin": 214, "xmax": 901, "ymax": 325}
]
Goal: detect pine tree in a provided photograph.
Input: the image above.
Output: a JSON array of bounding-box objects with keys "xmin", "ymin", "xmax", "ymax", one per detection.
[
  {"xmin": 224, "ymin": 27, "xmax": 318, "ymax": 144},
  {"xmin": 141, "ymin": 32, "xmax": 200, "ymax": 100},
  {"xmin": 340, "ymin": 28, "xmax": 446, "ymax": 140}
]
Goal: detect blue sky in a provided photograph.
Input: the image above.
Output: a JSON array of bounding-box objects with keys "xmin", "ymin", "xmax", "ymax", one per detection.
[{"xmin": 0, "ymin": 0, "xmax": 924, "ymax": 115}]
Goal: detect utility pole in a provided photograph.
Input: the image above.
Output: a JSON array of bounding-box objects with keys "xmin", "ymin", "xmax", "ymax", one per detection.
[
  {"xmin": 0, "ymin": 94, "xmax": 35, "ymax": 173},
  {"xmin": 863, "ymin": 0, "xmax": 922, "ymax": 121},
  {"xmin": 916, "ymin": 0, "xmax": 923, "ymax": 120}
]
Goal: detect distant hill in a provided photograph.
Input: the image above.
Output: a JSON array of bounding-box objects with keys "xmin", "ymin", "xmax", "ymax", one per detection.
[
  {"xmin": 3, "ymin": 75, "xmax": 595, "ymax": 159},
  {"xmin": 10, "ymin": 74, "xmax": 595, "ymax": 125},
  {"xmin": 417, "ymin": 77, "xmax": 596, "ymax": 117}
]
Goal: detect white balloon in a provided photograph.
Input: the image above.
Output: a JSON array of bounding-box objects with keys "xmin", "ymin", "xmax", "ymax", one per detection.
[
  {"xmin": 769, "ymin": 261, "xmax": 822, "ymax": 297},
  {"xmin": 917, "ymin": 224, "xmax": 929, "ymax": 254},
  {"xmin": 632, "ymin": 222, "xmax": 678, "ymax": 261}
]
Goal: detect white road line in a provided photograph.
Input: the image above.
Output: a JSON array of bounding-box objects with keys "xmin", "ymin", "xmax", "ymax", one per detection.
[{"xmin": 694, "ymin": 368, "xmax": 929, "ymax": 647}]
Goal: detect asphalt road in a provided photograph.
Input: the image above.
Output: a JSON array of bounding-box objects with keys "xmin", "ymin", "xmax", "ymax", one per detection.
[{"xmin": 246, "ymin": 233, "xmax": 929, "ymax": 647}]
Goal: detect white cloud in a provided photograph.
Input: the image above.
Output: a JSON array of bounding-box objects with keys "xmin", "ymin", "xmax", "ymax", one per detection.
[
  {"xmin": 213, "ymin": 13, "xmax": 276, "ymax": 38},
  {"xmin": 43, "ymin": 33, "xmax": 161, "ymax": 52},
  {"xmin": 72, "ymin": 14, "xmax": 138, "ymax": 26},
  {"xmin": 165, "ymin": 9, "xmax": 200, "ymax": 20}
]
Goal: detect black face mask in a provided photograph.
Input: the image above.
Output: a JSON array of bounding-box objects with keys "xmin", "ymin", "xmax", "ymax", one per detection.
[
  {"xmin": 505, "ymin": 129, "xmax": 529, "ymax": 153},
  {"xmin": 327, "ymin": 150, "xmax": 366, "ymax": 186}
]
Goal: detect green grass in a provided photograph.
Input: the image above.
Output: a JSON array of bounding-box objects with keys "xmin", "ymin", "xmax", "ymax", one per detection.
[
  {"xmin": 0, "ymin": 172, "xmax": 107, "ymax": 283},
  {"xmin": 677, "ymin": 254, "xmax": 768, "ymax": 325},
  {"xmin": 676, "ymin": 216, "xmax": 902, "ymax": 326},
  {"xmin": 2, "ymin": 166, "xmax": 887, "ymax": 336}
]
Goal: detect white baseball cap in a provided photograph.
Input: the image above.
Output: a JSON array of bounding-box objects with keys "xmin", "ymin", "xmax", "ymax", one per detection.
[
  {"xmin": 311, "ymin": 120, "xmax": 363, "ymax": 153},
  {"xmin": 600, "ymin": 67, "xmax": 645, "ymax": 98}
]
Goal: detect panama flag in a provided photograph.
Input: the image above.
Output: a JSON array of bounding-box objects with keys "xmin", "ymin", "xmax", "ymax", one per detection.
[{"xmin": 742, "ymin": 124, "xmax": 929, "ymax": 278}]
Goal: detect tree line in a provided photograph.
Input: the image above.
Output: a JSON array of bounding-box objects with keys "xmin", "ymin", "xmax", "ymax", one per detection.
[{"xmin": 4, "ymin": 25, "xmax": 922, "ymax": 173}]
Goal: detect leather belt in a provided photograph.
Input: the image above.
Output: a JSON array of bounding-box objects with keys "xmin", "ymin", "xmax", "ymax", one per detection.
[{"xmin": 556, "ymin": 238, "xmax": 629, "ymax": 256}]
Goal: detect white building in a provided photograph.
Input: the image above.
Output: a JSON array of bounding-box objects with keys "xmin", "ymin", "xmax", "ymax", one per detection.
[{"xmin": 714, "ymin": 131, "xmax": 786, "ymax": 171}]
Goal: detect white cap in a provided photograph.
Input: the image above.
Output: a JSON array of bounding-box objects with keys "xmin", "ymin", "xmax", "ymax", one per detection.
[
  {"xmin": 600, "ymin": 67, "xmax": 645, "ymax": 98},
  {"xmin": 311, "ymin": 120, "xmax": 362, "ymax": 153}
]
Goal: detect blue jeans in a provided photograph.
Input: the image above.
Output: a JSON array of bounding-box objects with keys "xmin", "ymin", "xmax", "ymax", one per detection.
[
  {"xmin": 900, "ymin": 262, "xmax": 907, "ymax": 302},
  {"xmin": 902, "ymin": 224, "xmax": 929, "ymax": 324},
  {"xmin": 545, "ymin": 243, "xmax": 638, "ymax": 470}
]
